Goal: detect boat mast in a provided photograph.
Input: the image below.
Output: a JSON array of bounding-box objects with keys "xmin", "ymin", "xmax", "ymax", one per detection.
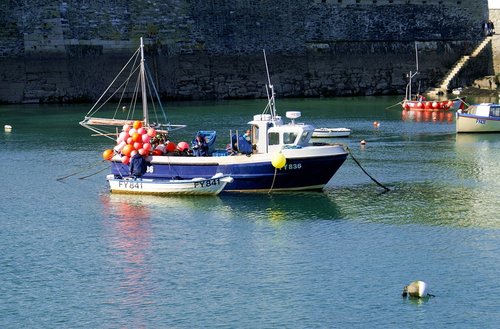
[
  {"xmin": 140, "ymin": 37, "xmax": 149, "ymax": 126},
  {"xmin": 406, "ymin": 41, "xmax": 419, "ymax": 101},
  {"xmin": 263, "ymin": 49, "xmax": 277, "ymax": 120}
]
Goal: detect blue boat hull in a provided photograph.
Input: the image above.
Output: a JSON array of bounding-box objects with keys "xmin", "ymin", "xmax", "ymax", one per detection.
[{"xmin": 110, "ymin": 153, "xmax": 348, "ymax": 192}]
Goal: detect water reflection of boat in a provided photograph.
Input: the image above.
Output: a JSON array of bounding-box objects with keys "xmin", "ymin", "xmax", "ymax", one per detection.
[
  {"xmin": 219, "ymin": 192, "xmax": 342, "ymax": 221},
  {"xmin": 456, "ymin": 103, "xmax": 500, "ymax": 133},
  {"xmin": 80, "ymin": 38, "xmax": 348, "ymax": 192},
  {"xmin": 401, "ymin": 109, "xmax": 454, "ymax": 123}
]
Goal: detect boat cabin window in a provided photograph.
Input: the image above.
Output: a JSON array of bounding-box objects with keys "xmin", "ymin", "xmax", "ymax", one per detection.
[
  {"xmin": 269, "ymin": 132, "xmax": 280, "ymax": 146},
  {"xmin": 490, "ymin": 106, "xmax": 500, "ymax": 117},
  {"xmin": 283, "ymin": 132, "xmax": 298, "ymax": 145},
  {"xmin": 299, "ymin": 131, "xmax": 310, "ymax": 144}
]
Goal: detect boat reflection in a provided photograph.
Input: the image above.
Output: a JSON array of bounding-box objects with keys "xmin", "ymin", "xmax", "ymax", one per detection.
[
  {"xmin": 401, "ymin": 109, "xmax": 454, "ymax": 123},
  {"xmin": 100, "ymin": 194, "xmax": 153, "ymax": 327},
  {"xmin": 219, "ymin": 192, "xmax": 343, "ymax": 222}
]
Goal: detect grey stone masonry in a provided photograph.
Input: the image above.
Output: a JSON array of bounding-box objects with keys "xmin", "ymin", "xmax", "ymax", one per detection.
[{"xmin": 0, "ymin": 0, "xmax": 492, "ymax": 103}]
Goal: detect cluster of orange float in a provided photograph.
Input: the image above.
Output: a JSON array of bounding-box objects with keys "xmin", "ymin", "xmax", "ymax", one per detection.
[
  {"xmin": 402, "ymin": 100, "xmax": 454, "ymax": 111},
  {"xmin": 102, "ymin": 120, "xmax": 154, "ymax": 164},
  {"xmin": 101, "ymin": 120, "xmax": 189, "ymax": 164}
]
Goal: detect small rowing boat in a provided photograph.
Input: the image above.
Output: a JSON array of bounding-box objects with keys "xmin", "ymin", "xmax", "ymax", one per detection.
[
  {"xmin": 312, "ymin": 128, "xmax": 351, "ymax": 138},
  {"xmin": 106, "ymin": 173, "xmax": 234, "ymax": 195}
]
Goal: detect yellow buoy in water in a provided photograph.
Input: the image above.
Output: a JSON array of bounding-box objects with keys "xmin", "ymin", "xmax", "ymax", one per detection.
[{"xmin": 271, "ymin": 152, "xmax": 286, "ymax": 169}]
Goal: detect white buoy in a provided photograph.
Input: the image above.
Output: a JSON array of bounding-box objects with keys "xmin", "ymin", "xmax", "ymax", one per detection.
[
  {"xmin": 402, "ymin": 280, "xmax": 433, "ymax": 298},
  {"xmin": 360, "ymin": 140, "xmax": 366, "ymax": 145},
  {"xmin": 4, "ymin": 124, "xmax": 12, "ymax": 132}
]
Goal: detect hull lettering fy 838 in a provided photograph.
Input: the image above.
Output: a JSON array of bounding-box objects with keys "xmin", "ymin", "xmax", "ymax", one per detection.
[
  {"xmin": 194, "ymin": 178, "xmax": 220, "ymax": 188},
  {"xmin": 283, "ymin": 163, "xmax": 302, "ymax": 170}
]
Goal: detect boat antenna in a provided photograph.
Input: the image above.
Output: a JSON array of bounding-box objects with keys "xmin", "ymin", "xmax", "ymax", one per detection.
[
  {"xmin": 263, "ymin": 49, "xmax": 277, "ymax": 119},
  {"xmin": 406, "ymin": 41, "xmax": 419, "ymax": 101},
  {"xmin": 140, "ymin": 37, "xmax": 149, "ymax": 126}
]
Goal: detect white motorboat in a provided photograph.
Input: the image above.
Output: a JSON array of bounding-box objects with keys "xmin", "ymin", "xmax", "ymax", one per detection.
[
  {"xmin": 312, "ymin": 128, "xmax": 351, "ymax": 138},
  {"xmin": 456, "ymin": 103, "xmax": 500, "ymax": 133}
]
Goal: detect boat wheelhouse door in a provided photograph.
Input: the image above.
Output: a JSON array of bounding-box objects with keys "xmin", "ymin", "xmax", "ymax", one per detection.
[{"xmin": 249, "ymin": 114, "xmax": 273, "ymax": 154}]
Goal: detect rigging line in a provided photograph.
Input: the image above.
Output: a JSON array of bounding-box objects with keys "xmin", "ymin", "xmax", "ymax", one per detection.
[
  {"xmin": 86, "ymin": 48, "xmax": 141, "ymax": 117},
  {"xmin": 146, "ymin": 74, "xmax": 159, "ymax": 124},
  {"xmin": 56, "ymin": 160, "xmax": 105, "ymax": 181},
  {"xmin": 89, "ymin": 64, "xmax": 142, "ymax": 119},
  {"xmin": 346, "ymin": 146, "xmax": 391, "ymax": 192},
  {"xmin": 78, "ymin": 166, "xmax": 110, "ymax": 180},
  {"xmin": 112, "ymin": 161, "xmax": 129, "ymax": 178},
  {"xmin": 145, "ymin": 63, "xmax": 168, "ymax": 124},
  {"xmin": 115, "ymin": 53, "xmax": 141, "ymax": 118}
]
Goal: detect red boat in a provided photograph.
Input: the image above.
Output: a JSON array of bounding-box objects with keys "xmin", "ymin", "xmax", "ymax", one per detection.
[{"xmin": 402, "ymin": 98, "xmax": 466, "ymax": 111}]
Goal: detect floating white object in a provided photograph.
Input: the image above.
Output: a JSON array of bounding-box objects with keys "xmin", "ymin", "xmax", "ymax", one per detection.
[
  {"xmin": 402, "ymin": 280, "xmax": 429, "ymax": 298},
  {"xmin": 4, "ymin": 124, "xmax": 12, "ymax": 132}
]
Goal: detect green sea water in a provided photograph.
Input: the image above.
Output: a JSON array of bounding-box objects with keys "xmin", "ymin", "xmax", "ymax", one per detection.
[{"xmin": 1, "ymin": 96, "xmax": 499, "ymax": 328}]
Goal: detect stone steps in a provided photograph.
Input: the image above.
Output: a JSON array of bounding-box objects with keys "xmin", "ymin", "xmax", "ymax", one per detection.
[{"xmin": 427, "ymin": 36, "xmax": 492, "ymax": 96}]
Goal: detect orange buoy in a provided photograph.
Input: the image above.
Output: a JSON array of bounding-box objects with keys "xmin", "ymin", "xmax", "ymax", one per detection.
[
  {"xmin": 102, "ymin": 149, "xmax": 114, "ymax": 161},
  {"xmin": 166, "ymin": 141, "xmax": 176, "ymax": 152},
  {"xmin": 122, "ymin": 144, "xmax": 134, "ymax": 157},
  {"xmin": 133, "ymin": 120, "xmax": 143, "ymax": 130},
  {"xmin": 132, "ymin": 132, "xmax": 141, "ymax": 143}
]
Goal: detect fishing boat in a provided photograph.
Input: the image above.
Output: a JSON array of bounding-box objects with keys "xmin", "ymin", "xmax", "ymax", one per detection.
[
  {"xmin": 400, "ymin": 42, "xmax": 466, "ymax": 112},
  {"xmin": 80, "ymin": 38, "xmax": 348, "ymax": 192},
  {"xmin": 456, "ymin": 103, "xmax": 500, "ymax": 133},
  {"xmin": 312, "ymin": 128, "xmax": 351, "ymax": 138},
  {"xmin": 106, "ymin": 173, "xmax": 234, "ymax": 195}
]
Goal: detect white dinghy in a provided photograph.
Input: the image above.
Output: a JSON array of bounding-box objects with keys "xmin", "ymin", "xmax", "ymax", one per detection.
[
  {"xmin": 107, "ymin": 173, "xmax": 234, "ymax": 196},
  {"xmin": 312, "ymin": 127, "xmax": 351, "ymax": 138}
]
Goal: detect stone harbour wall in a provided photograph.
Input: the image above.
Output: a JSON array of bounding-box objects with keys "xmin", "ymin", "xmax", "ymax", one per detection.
[{"xmin": 0, "ymin": 0, "xmax": 492, "ymax": 103}]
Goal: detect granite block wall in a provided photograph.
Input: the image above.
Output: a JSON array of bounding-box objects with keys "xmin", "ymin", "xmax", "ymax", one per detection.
[{"xmin": 0, "ymin": 0, "xmax": 492, "ymax": 103}]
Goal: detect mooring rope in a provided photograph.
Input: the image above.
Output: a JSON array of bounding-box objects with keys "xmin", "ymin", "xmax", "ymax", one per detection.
[
  {"xmin": 268, "ymin": 167, "xmax": 278, "ymax": 194},
  {"xmin": 56, "ymin": 160, "xmax": 105, "ymax": 181},
  {"xmin": 78, "ymin": 166, "xmax": 110, "ymax": 180},
  {"xmin": 385, "ymin": 101, "xmax": 403, "ymax": 109},
  {"xmin": 346, "ymin": 146, "xmax": 391, "ymax": 192}
]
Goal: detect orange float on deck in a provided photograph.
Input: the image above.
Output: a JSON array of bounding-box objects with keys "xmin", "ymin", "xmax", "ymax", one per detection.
[
  {"xmin": 122, "ymin": 144, "xmax": 134, "ymax": 157},
  {"xmin": 166, "ymin": 141, "xmax": 176, "ymax": 152},
  {"xmin": 133, "ymin": 120, "xmax": 143, "ymax": 130},
  {"xmin": 102, "ymin": 149, "xmax": 114, "ymax": 161}
]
